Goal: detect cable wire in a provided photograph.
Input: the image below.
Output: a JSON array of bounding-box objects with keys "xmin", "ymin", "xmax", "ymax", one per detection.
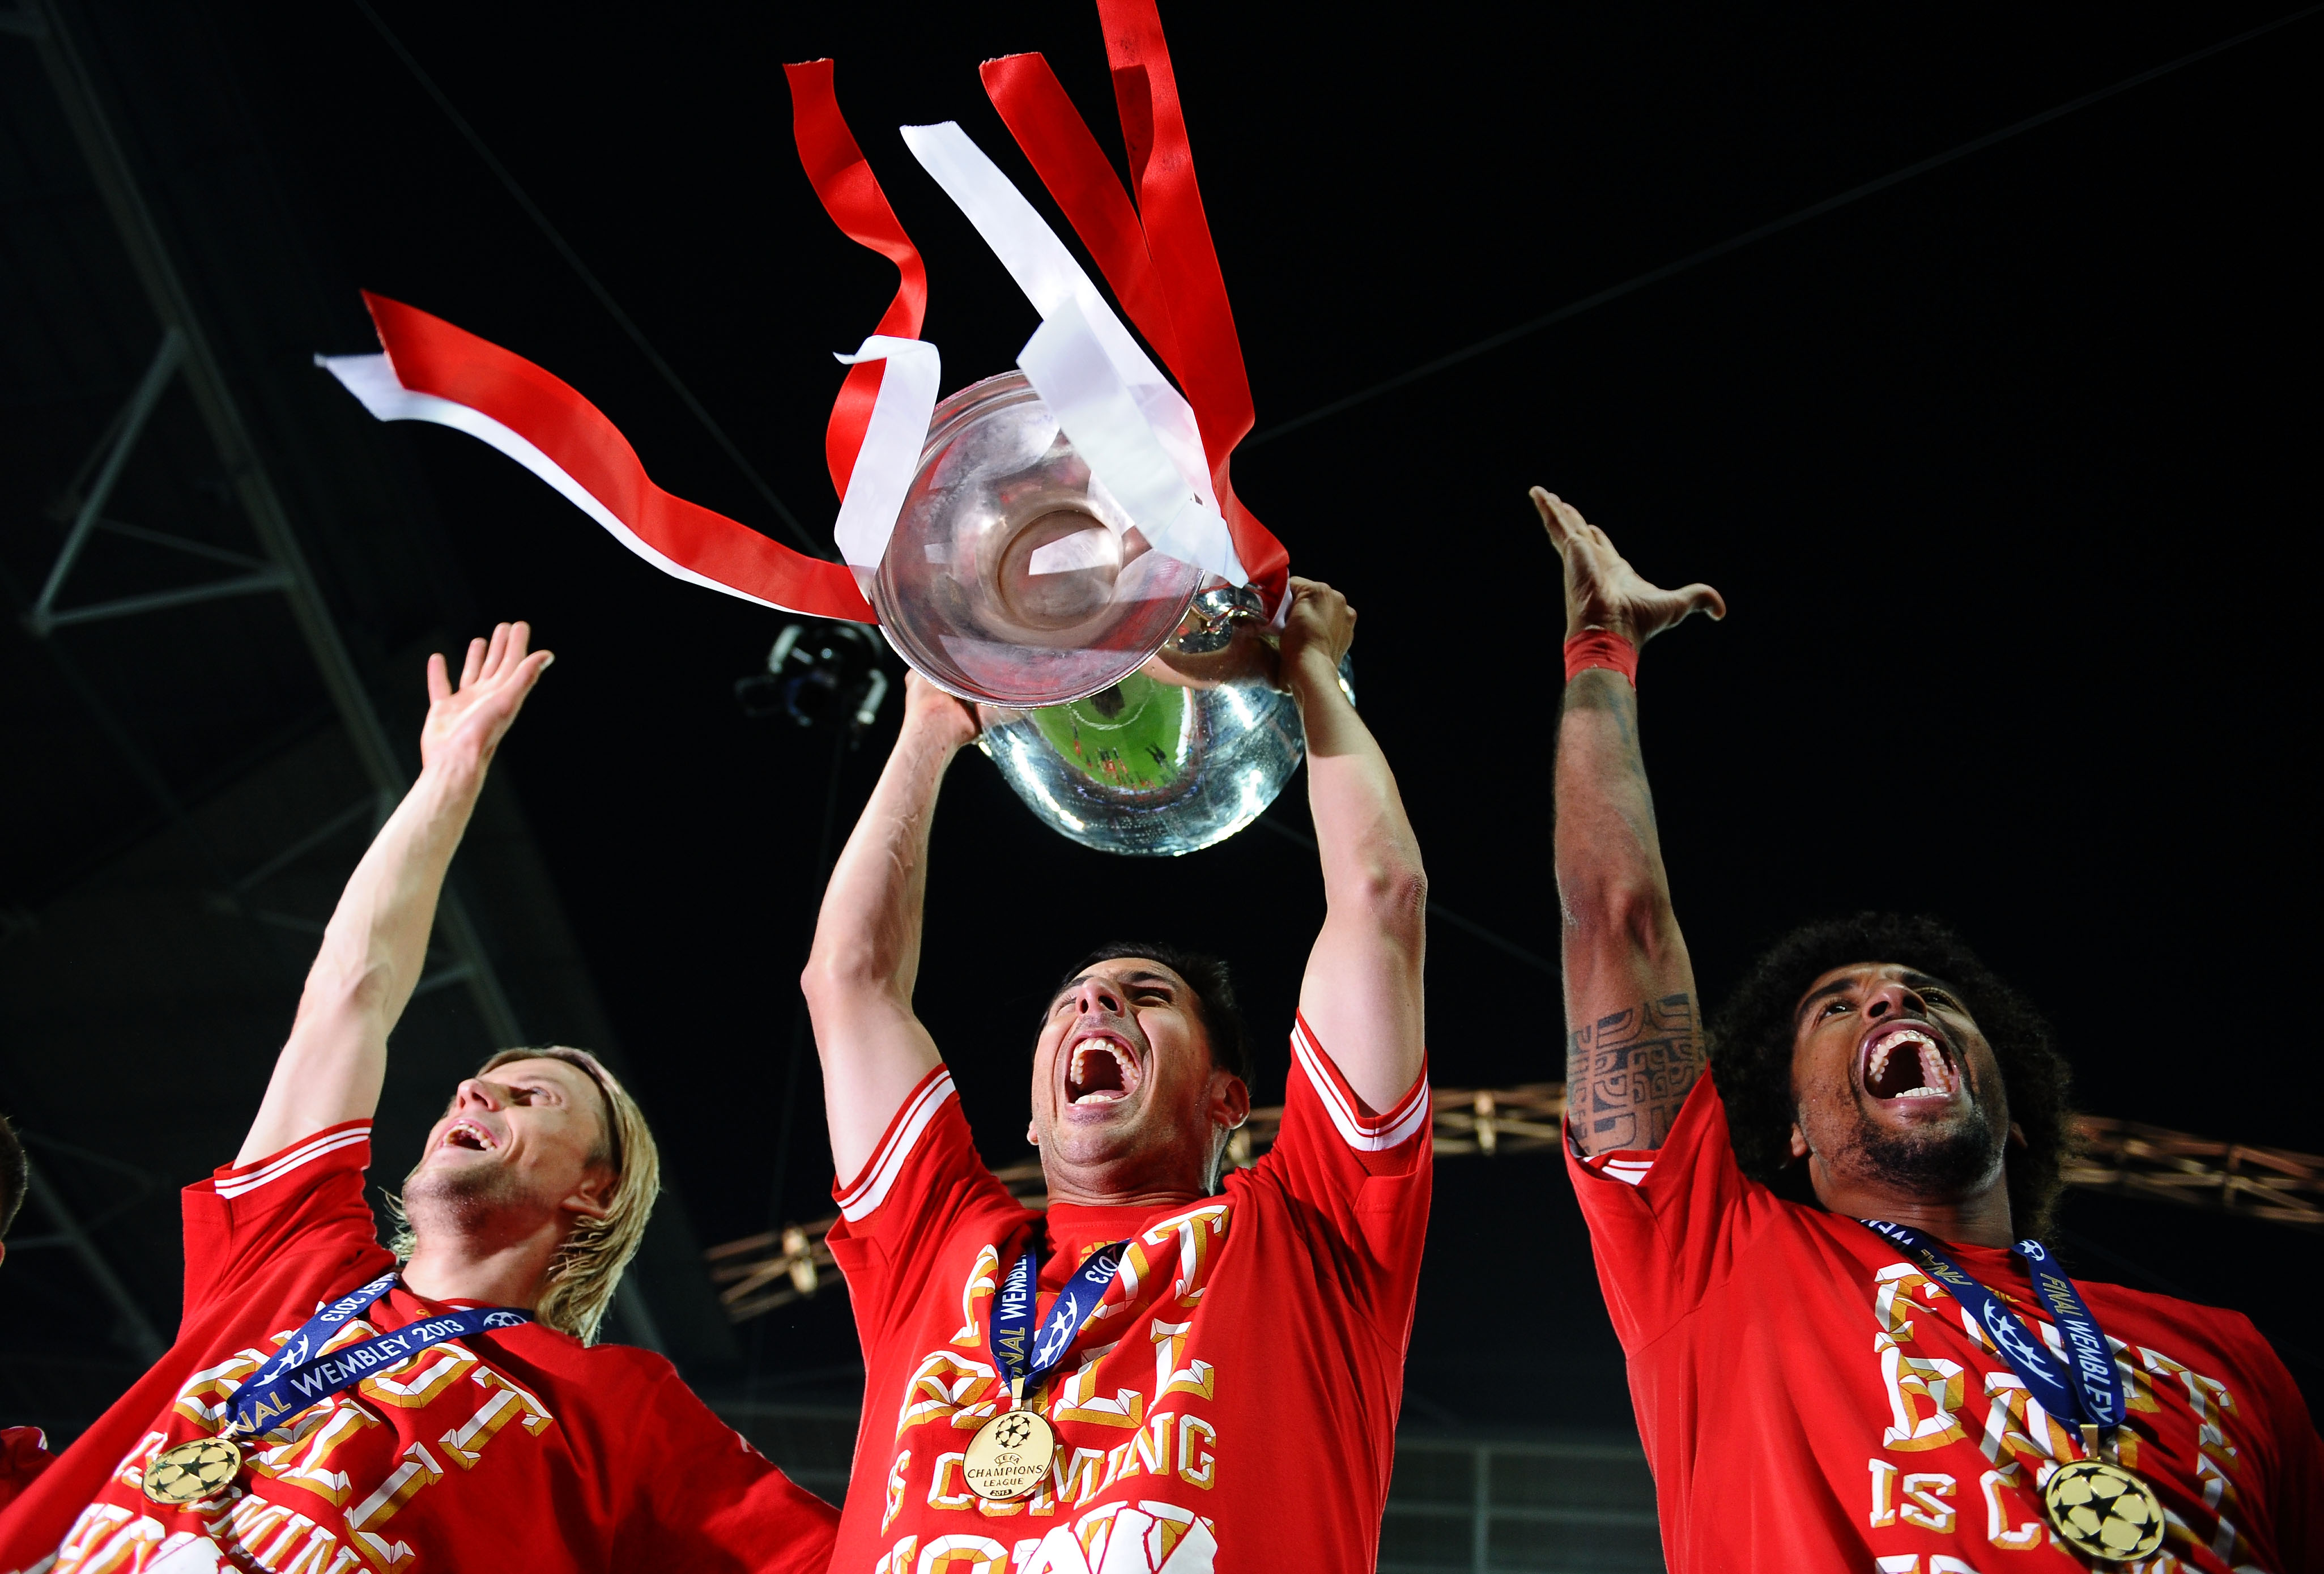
[
  {"xmin": 1247, "ymin": 5, "xmax": 2323, "ymax": 448},
  {"xmin": 351, "ymin": 0, "xmax": 827, "ymax": 556}
]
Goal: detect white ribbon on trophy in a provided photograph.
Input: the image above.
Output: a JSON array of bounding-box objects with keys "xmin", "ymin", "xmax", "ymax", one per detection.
[{"xmin": 899, "ymin": 121, "xmax": 1247, "ymax": 590}]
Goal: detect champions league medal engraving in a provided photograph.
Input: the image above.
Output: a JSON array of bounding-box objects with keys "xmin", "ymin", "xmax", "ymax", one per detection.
[
  {"xmin": 143, "ymin": 1436, "xmax": 242, "ymax": 1507},
  {"xmin": 2041, "ymin": 1427, "xmax": 2165, "ymax": 1562},
  {"xmin": 963, "ymin": 1380, "xmax": 1057, "ymax": 1502},
  {"xmin": 971, "ymin": 1240, "xmax": 1122, "ymax": 1501}
]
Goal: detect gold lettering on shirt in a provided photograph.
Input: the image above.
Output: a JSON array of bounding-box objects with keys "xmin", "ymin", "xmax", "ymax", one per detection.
[
  {"xmin": 1873, "ymin": 1329, "xmax": 1967, "ymax": 1452},
  {"xmin": 1131, "ymin": 1204, "xmax": 1231, "ymax": 1312},
  {"xmin": 1977, "ymin": 1370, "xmax": 2072, "ymax": 1473},
  {"xmin": 1867, "ymin": 1457, "xmax": 1898, "ymax": 1528},
  {"xmin": 1052, "ymin": 1341, "xmax": 1146, "ymax": 1430},
  {"xmin": 360, "ymin": 1345, "xmax": 479, "ymax": 1410},
  {"xmin": 51, "ymin": 1505, "xmax": 159, "ymax": 1574},
  {"xmin": 1120, "ymin": 1413, "xmax": 1173, "ymax": 1483},
  {"xmin": 1897, "ymin": 1472, "xmax": 1956, "ymax": 1535},
  {"xmin": 347, "ymin": 1439, "xmax": 443, "ymax": 1568},
  {"xmin": 882, "ymin": 1449, "xmax": 912, "ymax": 1533},
  {"xmin": 246, "ymin": 1396, "xmax": 381, "ymax": 1505},
  {"xmin": 1175, "ymin": 1416, "xmax": 1218, "ymax": 1490},
  {"xmin": 1978, "ymin": 1463, "xmax": 2044, "ymax": 1549},
  {"xmin": 174, "ymin": 1350, "xmax": 269, "ymax": 1430},
  {"xmin": 914, "ymin": 1533, "xmax": 1010, "ymax": 1572},
  {"xmin": 896, "ymin": 1351, "xmax": 1000, "ymax": 1438},
  {"xmin": 952, "ymin": 1245, "xmax": 1002, "ymax": 1348},
  {"xmin": 1149, "ymin": 1320, "xmax": 1214, "ymax": 1402}
]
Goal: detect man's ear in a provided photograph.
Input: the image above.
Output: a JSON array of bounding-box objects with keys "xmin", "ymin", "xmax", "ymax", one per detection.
[
  {"xmin": 1212, "ymin": 1072, "xmax": 1251, "ymax": 1131},
  {"xmin": 1026, "ymin": 1119, "xmax": 1040, "ymax": 1147},
  {"xmin": 562, "ymin": 1163, "xmax": 617, "ymax": 1222},
  {"xmin": 1786, "ymin": 1122, "xmax": 1811, "ymax": 1163},
  {"xmin": 2007, "ymin": 1120, "xmax": 2027, "ymax": 1150}
]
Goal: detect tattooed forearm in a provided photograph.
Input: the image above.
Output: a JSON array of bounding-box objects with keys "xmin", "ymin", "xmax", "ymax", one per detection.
[{"xmin": 1565, "ymin": 993, "xmax": 1704, "ymax": 1154}]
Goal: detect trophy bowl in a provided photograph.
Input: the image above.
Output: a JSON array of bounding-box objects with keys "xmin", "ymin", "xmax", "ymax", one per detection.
[
  {"xmin": 974, "ymin": 586, "xmax": 1355, "ymax": 857},
  {"xmin": 871, "ymin": 372, "xmax": 1206, "ymax": 708}
]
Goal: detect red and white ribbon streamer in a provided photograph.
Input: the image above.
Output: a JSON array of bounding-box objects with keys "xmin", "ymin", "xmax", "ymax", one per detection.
[
  {"xmin": 898, "ymin": 121, "xmax": 1243, "ymax": 587},
  {"xmin": 785, "ymin": 61, "xmax": 940, "ymax": 589},
  {"xmin": 982, "ymin": 1, "xmax": 1290, "ymax": 616},
  {"xmin": 320, "ymin": 291, "xmax": 874, "ymax": 623},
  {"xmin": 829, "ymin": 334, "xmax": 939, "ymax": 585}
]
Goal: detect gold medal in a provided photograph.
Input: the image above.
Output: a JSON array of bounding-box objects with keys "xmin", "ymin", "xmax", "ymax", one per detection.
[
  {"xmin": 142, "ymin": 1437, "xmax": 242, "ymax": 1507},
  {"xmin": 961, "ymin": 1406, "xmax": 1057, "ymax": 1503},
  {"xmin": 2042, "ymin": 1458, "xmax": 2165, "ymax": 1562}
]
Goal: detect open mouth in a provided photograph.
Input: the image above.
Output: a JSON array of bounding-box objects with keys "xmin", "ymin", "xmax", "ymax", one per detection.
[
  {"xmin": 1862, "ymin": 1025, "xmax": 1961, "ymax": 1101},
  {"xmin": 442, "ymin": 1118, "xmax": 499, "ymax": 1152},
  {"xmin": 1065, "ymin": 1035, "xmax": 1141, "ymax": 1107}
]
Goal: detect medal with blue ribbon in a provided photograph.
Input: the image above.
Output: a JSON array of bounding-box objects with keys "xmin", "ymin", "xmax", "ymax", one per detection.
[
  {"xmin": 961, "ymin": 1238, "xmax": 1127, "ymax": 1503},
  {"xmin": 1862, "ymin": 1220, "xmax": 2164, "ymax": 1561},
  {"xmin": 143, "ymin": 1273, "xmax": 531, "ymax": 1508}
]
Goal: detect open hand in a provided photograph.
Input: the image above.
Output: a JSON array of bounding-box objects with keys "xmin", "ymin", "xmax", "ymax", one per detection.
[
  {"xmin": 420, "ymin": 621, "xmax": 555, "ymax": 775},
  {"xmin": 1532, "ymin": 488, "xmax": 1725, "ymax": 645},
  {"xmin": 1278, "ymin": 576, "xmax": 1356, "ymax": 680}
]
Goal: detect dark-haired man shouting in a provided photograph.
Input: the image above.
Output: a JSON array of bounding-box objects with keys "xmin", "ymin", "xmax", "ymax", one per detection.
[
  {"xmin": 1538, "ymin": 489, "xmax": 2321, "ymax": 1572},
  {"xmin": 803, "ymin": 578, "xmax": 1429, "ymax": 1573}
]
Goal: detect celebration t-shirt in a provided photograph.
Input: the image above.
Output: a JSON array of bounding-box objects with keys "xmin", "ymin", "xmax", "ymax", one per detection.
[
  {"xmin": 1569, "ymin": 1075, "xmax": 2324, "ymax": 1572},
  {"xmin": 825, "ymin": 1016, "xmax": 1431, "ymax": 1573},
  {"xmin": 0, "ymin": 1121, "xmax": 837, "ymax": 1574}
]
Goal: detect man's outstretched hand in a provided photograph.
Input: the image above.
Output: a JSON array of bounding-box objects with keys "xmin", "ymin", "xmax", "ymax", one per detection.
[
  {"xmin": 1532, "ymin": 488, "xmax": 1725, "ymax": 646},
  {"xmin": 420, "ymin": 620, "xmax": 555, "ymax": 776}
]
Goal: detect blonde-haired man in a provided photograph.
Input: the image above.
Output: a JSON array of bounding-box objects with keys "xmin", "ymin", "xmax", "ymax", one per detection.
[{"xmin": 0, "ymin": 623, "xmax": 836, "ymax": 1574}]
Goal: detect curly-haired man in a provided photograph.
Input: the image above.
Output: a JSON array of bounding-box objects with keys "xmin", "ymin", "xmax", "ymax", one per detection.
[{"xmin": 1538, "ymin": 489, "xmax": 2320, "ymax": 1572}]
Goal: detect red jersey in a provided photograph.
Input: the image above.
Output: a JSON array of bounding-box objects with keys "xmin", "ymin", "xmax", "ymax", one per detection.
[
  {"xmin": 825, "ymin": 1016, "xmax": 1431, "ymax": 1573},
  {"xmin": 0, "ymin": 1431, "xmax": 50, "ymax": 1516},
  {"xmin": 0, "ymin": 1121, "xmax": 836, "ymax": 1574},
  {"xmin": 1570, "ymin": 1076, "xmax": 2324, "ymax": 1573}
]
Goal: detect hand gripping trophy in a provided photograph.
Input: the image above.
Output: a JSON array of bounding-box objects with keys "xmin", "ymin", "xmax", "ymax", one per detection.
[{"xmin": 321, "ymin": 6, "xmax": 1338, "ymax": 856}]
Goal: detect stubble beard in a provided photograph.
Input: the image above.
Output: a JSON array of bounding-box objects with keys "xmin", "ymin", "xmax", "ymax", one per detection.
[
  {"xmin": 402, "ymin": 1158, "xmax": 534, "ymax": 1240},
  {"xmin": 1846, "ymin": 1090, "xmax": 2007, "ymax": 1202}
]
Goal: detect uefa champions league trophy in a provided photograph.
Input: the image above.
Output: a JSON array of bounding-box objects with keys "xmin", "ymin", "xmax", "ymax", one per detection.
[
  {"xmin": 321, "ymin": 16, "xmax": 1328, "ymax": 856},
  {"xmin": 873, "ymin": 371, "xmax": 1347, "ymax": 857}
]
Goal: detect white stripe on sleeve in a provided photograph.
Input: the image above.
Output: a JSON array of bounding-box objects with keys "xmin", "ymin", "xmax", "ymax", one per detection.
[
  {"xmin": 215, "ymin": 1124, "xmax": 372, "ymax": 1200},
  {"xmin": 835, "ymin": 1070, "xmax": 957, "ymax": 1223},
  {"xmin": 1595, "ymin": 1158, "xmax": 1657, "ymax": 1188},
  {"xmin": 1290, "ymin": 1019, "xmax": 1431, "ymax": 1153}
]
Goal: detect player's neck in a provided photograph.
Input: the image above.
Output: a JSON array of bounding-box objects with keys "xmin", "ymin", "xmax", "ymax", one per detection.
[
  {"xmin": 1810, "ymin": 1163, "xmax": 2016, "ymax": 1248},
  {"xmin": 1038, "ymin": 1154, "xmax": 1210, "ymax": 1214},
  {"xmin": 400, "ymin": 1215, "xmax": 560, "ymax": 1311}
]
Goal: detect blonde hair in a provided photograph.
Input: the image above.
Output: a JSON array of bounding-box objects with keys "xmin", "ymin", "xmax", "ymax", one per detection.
[{"xmin": 389, "ymin": 1045, "xmax": 661, "ymax": 1345}]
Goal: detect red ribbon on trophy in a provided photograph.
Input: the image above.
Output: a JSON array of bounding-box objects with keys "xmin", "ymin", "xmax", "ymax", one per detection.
[
  {"xmin": 319, "ymin": 1, "xmax": 1283, "ymax": 627},
  {"xmin": 320, "ymin": 292, "xmax": 874, "ymax": 623},
  {"xmin": 981, "ymin": 0, "xmax": 1289, "ymax": 615},
  {"xmin": 783, "ymin": 58, "xmax": 929, "ymax": 504}
]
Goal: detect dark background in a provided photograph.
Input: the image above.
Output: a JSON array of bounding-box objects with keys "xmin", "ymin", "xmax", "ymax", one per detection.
[{"xmin": 3, "ymin": 0, "xmax": 2317, "ymax": 1448}]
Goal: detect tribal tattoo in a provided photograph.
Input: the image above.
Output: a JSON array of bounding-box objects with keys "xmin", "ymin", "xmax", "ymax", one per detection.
[{"xmin": 1567, "ymin": 993, "xmax": 1704, "ymax": 1153}]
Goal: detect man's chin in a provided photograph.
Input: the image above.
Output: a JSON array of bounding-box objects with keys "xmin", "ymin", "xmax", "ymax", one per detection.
[
  {"xmin": 1851, "ymin": 1109, "xmax": 2004, "ymax": 1200},
  {"xmin": 1039, "ymin": 1107, "xmax": 1154, "ymax": 1167},
  {"xmin": 402, "ymin": 1159, "xmax": 520, "ymax": 1221}
]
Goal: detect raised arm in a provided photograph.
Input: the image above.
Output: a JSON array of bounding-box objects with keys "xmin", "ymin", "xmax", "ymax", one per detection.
[
  {"xmin": 801, "ymin": 674, "xmax": 977, "ymax": 1183},
  {"xmin": 1538, "ymin": 490, "xmax": 1725, "ymax": 1155},
  {"xmin": 237, "ymin": 623, "xmax": 553, "ymax": 1164},
  {"xmin": 1286, "ymin": 578, "xmax": 1428, "ymax": 1114}
]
